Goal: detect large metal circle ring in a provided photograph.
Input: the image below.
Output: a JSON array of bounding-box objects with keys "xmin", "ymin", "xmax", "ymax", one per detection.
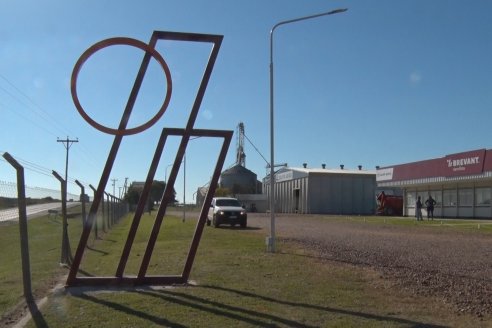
[{"xmin": 71, "ymin": 37, "xmax": 172, "ymax": 136}]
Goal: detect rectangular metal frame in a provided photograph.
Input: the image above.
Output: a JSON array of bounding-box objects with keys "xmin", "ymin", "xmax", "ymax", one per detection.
[{"xmin": 66, "ymin": 31, "xmax": 227, "ymax": 286}]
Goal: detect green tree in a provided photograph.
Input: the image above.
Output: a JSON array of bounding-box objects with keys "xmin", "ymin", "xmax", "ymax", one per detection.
[
  {"xmin": 149, "ymin": 180, "xmax": 166, "ymax": 206},
  {"xmin": 124, "ymin": 180, "xmax": 176, "ymax": 209},
  {"xmin": 214, "ymin": 187, "xmax": 232, "ymax": 197}
]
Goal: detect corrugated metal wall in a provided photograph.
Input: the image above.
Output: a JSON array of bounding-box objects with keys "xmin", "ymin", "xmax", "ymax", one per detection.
[
  {"xmin": 308, "ymin": 174, "xmax": 375, "ymax": 215},
  {"xmin": 266, "ymin": 172, "xmax": 376, "ymax": 215},
  {"xmin": 274, "ymin": 177, "xmax": 309, "ymax": 213}
]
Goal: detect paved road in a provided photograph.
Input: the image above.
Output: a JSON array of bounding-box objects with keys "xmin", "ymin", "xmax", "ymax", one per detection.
[{"xmin": 0, "ymin": 202, "xmax": 80, "ymax": 222}]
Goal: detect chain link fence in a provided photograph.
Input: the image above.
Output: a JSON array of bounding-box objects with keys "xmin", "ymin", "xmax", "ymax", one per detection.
[{"xmin": 0, "ymin": 181, "xmax": 80, "ymax": 222}]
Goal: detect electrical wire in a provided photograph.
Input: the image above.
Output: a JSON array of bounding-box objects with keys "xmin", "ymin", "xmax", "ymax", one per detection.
[
  {"xmin": 0, "ymin": 73, "xmax": 72, "ymax": 136},
  {"xmin": 243, "ymin": 132, "xmax": 269, "ymax": 166},
  {"xmin": 0, "ymin": 74, "xmax": 101, "ymax": 177},
  {"xmin": 1, "ymin": 151, "xmax": 91, "ymax": 188}
]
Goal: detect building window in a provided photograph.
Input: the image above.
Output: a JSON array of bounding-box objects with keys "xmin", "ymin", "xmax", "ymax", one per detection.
[
  {"xmin": 406, "ymin": 192, "xmax": 416, "ymax": 208},
  {"xmin": 458, "ymin": 189, "xmax": 473, "ymax": 206},
  {"xmin": 443, "ymin": 189, "xmax": 457, "ymax": 206},
  {"xmin": 475, "ymin": 188, "xmax": 491, "ymax": 206},
  {"xmin": 424, "ymin": 191, "xmax": 442, "ymax": 206}
]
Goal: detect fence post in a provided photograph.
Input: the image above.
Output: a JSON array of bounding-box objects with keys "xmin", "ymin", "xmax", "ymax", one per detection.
[
  {"xmin": 52, "ymin": 170, "xmax": 72, "ymax": 265},
  {"xmin": 89, "ymin": 184, "xmax": 98, "ymax": 239},
  {"xmin": 111, "ymin": 195, "xmax": 116, "ymax": 225},
  {"xmin": 2, "ymin": 152, "xmax": 34, "ymax": 303},
  {"xmin": 105, "ymin": 192, "xmax": 111, "ymax": 230},
  {"xmin": 75, "ymin": 180, "xmax": 86, "ymax": 226}
]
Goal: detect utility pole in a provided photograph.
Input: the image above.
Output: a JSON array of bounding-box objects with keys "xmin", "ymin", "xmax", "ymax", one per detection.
[
  {"xmin": 57, "ymin": 136, "xmax": 79, "ymax": 187},
  {"xmin": 111, "ymin": 178, "xmax": 118, "ymax": 198},
  {"xmin": 123, "ymin": 177, "xmax": 128, "ymax": 197},
  {"xmin": 57, "ymin": 136, "xmax": 78, "ymax": 264}
]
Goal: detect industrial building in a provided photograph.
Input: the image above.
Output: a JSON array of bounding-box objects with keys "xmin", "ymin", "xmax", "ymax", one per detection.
[
  {"xmin": 195, "ymin": 122, "xmax": 266, "ymax": 212},
  {"xmin": 376, "ymin": 149, "xmax": 492, "ymax": 219},
  {"xmin": 219, "ymin": 164, "xmax": 265, "ymax": 212},
  {"xmin": 219, "ymin": 165, "xmax": 261, "ymax": 194},
  {"xmin": 264, "ymin": 164, "xmax": 376, "ymax": 215},
  {"xmin": 195, "ymin": 167, "xmax": 266, "ymax": 213}
]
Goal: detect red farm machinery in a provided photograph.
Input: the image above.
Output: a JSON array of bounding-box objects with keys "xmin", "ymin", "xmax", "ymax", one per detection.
[{"xmin": 376, "ymin": 191, "xmax": 403, "ymax": 216}]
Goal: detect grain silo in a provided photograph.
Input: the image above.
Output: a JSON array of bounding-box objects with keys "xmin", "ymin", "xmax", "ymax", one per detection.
[{"xmin": 220, "ymin": 165, "xmax": 258, "ymax": 194}]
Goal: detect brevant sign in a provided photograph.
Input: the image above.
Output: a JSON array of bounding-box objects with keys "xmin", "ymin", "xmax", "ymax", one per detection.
[{"xmin": 443, "ymin": 149, "xmax": 485, "ymax": 177}]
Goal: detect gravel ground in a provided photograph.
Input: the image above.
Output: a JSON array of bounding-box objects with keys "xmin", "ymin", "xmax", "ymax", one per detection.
[{"xmin": 247, "ymin": 213, "xmax": 492, "ymax": 319}]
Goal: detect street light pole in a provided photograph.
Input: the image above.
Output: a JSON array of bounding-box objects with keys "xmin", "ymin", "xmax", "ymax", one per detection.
[
  {"xmin": 268, "ymin": 8, "xmax": 347, "ymax": 253},
  {"xmin": 164, "ymin": 163, "xmax": 173, "ymax": 185},
  {"xmin": 183, "ymin": 152, "xmax": 186, "ymax": 222},
  {"xmin": 182, "ymin": 136, "xmax": 201, "ymax": 222}
]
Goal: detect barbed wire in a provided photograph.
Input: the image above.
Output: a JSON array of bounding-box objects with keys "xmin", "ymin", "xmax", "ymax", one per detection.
[
  {"xmin": 0, "ymin": 180, "xmax": 80, "ymax": 222},
  {"xmin": 0, "ymin": 180, "xmax": 79, "ymax": 200},
  {"xmin": 0, "ymin": 152, "xmax": 91, "ymax": 189}
]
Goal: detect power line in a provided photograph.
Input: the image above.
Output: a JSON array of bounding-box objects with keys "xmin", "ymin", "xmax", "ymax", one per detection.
[
  {"xmin": 0, "ymin": 74, "xmax": 101, "ymax": 178},
  {"xmin": 243, "ymin": 132, "xmax": 269, "ymax": 166},
  {"xmin": 1, "ymin": 151, "xmax": 86, "ymax": 188},
  {"xmin": 0, "ymin": 96, "xmax": 59, "ymax": 138},
  {"xmin": 0, "ymin": 73, "xmax": 72, "ymax": 136}
]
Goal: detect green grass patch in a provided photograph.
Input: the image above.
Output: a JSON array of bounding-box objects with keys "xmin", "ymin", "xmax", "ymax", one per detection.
[
  {"xmin": 0, "ymin": 213, "xmax": 483, "ymax": 327},
  {"xmin": 324, "ymin": 215, "xmax": 492, "ymax": 233},
  {"xmin": 0, "ymin": 213, "xmax": 83, "ymax": 316}
]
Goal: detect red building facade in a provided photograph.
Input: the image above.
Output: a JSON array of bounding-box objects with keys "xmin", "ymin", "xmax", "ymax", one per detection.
[{"xmin": 377, "ymin": 149, "xmax": 492, "ymax": 218}]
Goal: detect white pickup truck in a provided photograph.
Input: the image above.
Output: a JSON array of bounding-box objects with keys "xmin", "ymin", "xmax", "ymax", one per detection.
[{"xmin": 207, "ymin": 197, "xmax": 247, "ymax": 228}]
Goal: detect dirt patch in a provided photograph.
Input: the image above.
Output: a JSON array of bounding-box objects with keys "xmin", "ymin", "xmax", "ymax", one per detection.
[
  {"xmin": 248, "ymin": 214, "xmax": 492, "ymax": 319},
  {"xmin": 0, "ymin": 272, "xmax": 67, "ymax": 328}
]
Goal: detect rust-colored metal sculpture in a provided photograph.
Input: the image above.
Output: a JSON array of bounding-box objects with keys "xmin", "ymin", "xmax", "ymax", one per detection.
[{"xmin": 66, "ymin": 31, "xmax": 232, "ymax": 286}]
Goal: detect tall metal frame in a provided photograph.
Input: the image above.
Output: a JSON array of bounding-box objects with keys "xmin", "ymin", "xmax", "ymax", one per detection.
[{"xmin": 66, "ymin": 31, "xmax": 231, "ymax": 286}]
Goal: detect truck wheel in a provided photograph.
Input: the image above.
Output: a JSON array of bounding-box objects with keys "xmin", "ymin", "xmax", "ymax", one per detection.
[{"xmin": 206, "ymin": 218, "xmax": 211, "ymax": 226}]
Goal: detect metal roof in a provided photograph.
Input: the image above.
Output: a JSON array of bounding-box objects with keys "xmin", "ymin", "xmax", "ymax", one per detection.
[{"xmin": 288, "ymin": 167, "xmax": 376, "ymax": 175}]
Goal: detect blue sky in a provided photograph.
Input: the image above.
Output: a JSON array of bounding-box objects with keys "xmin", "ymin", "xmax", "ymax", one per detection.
[{"xmin": 1, "ymin": 0, "xmax": 491, "ymax": 203}]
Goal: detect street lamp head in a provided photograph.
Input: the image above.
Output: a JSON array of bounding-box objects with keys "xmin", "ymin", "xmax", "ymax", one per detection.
[
  {"xmin": 271, "ymin": 8, "xmax": 348, "ymax": 33},
  {"xmin": 330, "ymin": 8, "xmax": 348, "ymax": 14}
]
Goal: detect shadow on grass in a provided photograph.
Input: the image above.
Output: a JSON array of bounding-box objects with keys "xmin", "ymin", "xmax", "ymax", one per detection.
[
  {"xmin": 102, "ymin": 238, "xmax": 119, "ymax": 243},
  {"xmin": 213, "ymin": 226, "xmax": 262, "ymax": 231},
  {"xmin": 140, "ymin": 288, "xmax": 318, "ymax": 327},
  {"xmin": 70, "ymin": 285, "xmax": 446, "ymax": 328},
  {"xmin": 27, "ymin": 300, "xmax": 48, "ymax": 328},
  {"xmin": 48, "ymin": 217, "xmax": 62, "ymax": 224},
  {"xmin": 76, "ymin": 268, "xmax": 95, "ymax": 277},
  {"xmin": 76, "ymin": 293, "xmax": 187, "ymax": 328},
  {"xmin": 86, "ymin": 245, "xmax": 110, "ymax": 255},
  {"xmin": 197, "ymin": 285, "xmax": 448, "ymax": 328}
]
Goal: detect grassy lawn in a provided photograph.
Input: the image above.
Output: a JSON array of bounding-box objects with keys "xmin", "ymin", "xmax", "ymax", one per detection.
[
  {"xmin": 327, "ymin": 214, "xmax": 492, "ymax": 233},
  {"xmin": 0, "ymin": 212, "xmax": 84, "ymax": 317},
  {"xmin": 2, "ymin": 211, "xmax": 490, "ymax": 327}
]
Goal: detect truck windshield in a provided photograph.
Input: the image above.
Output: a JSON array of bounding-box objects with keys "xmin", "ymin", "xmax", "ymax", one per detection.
[{"xmin": 216, "ymin": 199, "xmax": 241, "ymax": 207}]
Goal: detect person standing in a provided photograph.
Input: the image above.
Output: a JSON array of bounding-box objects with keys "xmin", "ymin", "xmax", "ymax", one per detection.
[
  {"xmin": 425, "ymin": 195, "xmax": 436, "ymax": 220},
  {"xmin": 416, "ymin": 196, "xmax": 423, "ymax": 221}
]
